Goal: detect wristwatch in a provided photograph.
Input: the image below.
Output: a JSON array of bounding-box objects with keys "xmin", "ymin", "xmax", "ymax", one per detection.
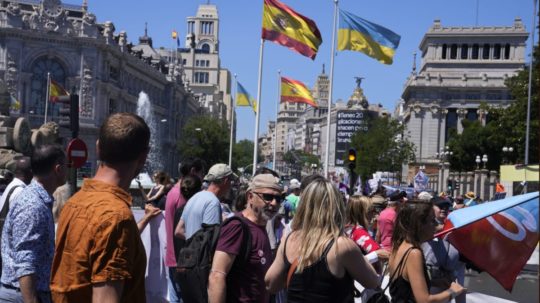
[{"xmin": 446, "ymin": 288, "xmax": 457, "ymax": 300}]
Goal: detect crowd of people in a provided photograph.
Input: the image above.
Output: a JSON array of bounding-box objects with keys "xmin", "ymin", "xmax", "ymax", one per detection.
[{"xmin": 0, "ymin": 112, "xmax": 479, "ymax": 303}]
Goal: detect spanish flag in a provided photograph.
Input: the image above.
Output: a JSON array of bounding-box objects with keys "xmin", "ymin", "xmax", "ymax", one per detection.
[
  {"xmin": 262, "ymin": 0, "xmax": 322, "ymax": 60},
  {"xmin": 236, "ymin": 82, "xmax": 256, "ymax": 113},
  {"xmin": 337, "ymin": 10, "xmax": 400, "ymax": 65},
  {"xmin": 172, "ymin": 30, "xmax": 180, "ymax": 46},
  {"xmin": 10, "ymin": 94, "xmax": 21, "ymax": 111},
  {"xmin": 49, "ymin": 79, "xmax": 69, "ymax": 103},
  {"xmin": 281, "ymin": 76, "xmax": 317, "ymax": 107}
]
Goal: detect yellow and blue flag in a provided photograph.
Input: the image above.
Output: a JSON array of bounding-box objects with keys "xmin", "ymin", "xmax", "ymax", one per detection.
[
  {"xmin": 10, "ymin": 94, "xmax": 20, "ymax": 111},
  {"xmin": 337, "ymin": 10, "xmax": 400, "ymax": 65},
  {"xmin": 236, "ymin": 82, "xmax": 256, "ymax": 113}
]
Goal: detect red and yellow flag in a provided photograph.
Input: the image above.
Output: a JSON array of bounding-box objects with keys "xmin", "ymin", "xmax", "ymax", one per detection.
[
  {"xmin": 49, "ymin": 79, "xmax": 69, "ymax": 103},
  {"xmin": 261, "ymin": 0, "xmax": 322, "ymax": 60},
  {"xmin": 281, "ymin": 76, "xmax": 317, "ymax": 107}
]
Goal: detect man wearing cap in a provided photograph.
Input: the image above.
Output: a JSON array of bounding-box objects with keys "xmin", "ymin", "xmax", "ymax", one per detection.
[
  {"xmin": 175, "ymin": 163, "xmax": 236, "ymax": 240},
  {"xmin": 208, "ymin": 174, "xmax": 282, "ymax": 303},
  {"xmin": 376, "ymin": 190, "xmax": 406, "ymax": 252},
  {"xmin": 421, "ymin": 197, "xmax": 466, "ymax": 303}
]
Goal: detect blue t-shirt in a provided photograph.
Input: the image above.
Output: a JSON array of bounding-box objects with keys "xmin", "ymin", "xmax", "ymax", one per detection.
[{"xmin": 180, "ymin": 190, "xmax": 222, "ymax": 239}]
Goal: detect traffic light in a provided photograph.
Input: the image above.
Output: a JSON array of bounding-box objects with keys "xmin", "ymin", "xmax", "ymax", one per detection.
[
  {"xmin": 58, "ymin": 94, "xmax": 79, "ymax": 138},
  {"xmin": 447, "ymin": 179, "xmax": 453, "ymax": 191},
  {"xmin": 347, "ymin": 148, "xmax": 356, "ymax": 171}
]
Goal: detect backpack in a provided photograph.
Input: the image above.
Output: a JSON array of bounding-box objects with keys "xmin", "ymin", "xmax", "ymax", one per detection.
[
  {"xmin": 175, "ymin": 215, "xmax": 252, "ymax": 303},
  {"xmin": 0, "ymin": 184, "xmax": 22, "ymax": 278}
]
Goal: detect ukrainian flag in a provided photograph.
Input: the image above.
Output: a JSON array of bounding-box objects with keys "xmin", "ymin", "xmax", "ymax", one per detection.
[
  {"xmin": 236, "ymin": 82, "xmax": 256, "ymax": 113},
  {"xmin": 338, "ymin": 10, "xmax": 400, "ymax": 65}
]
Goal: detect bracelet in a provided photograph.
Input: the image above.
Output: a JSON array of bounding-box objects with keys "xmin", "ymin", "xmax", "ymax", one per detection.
[{"xmin": 446, "ymin": 288, "xmax": 457, "ymax": 300}]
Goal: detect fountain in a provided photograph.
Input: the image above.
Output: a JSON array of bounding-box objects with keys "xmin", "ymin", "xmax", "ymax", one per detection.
[{"xmin": 136, "ymin": 91, "xmax": 163, "ymax": 173}]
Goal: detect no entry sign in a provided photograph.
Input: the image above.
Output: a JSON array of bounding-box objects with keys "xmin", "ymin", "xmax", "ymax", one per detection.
[{"xmin": 67, "ymin": 138, "xmax": 88, "ymax": 169}]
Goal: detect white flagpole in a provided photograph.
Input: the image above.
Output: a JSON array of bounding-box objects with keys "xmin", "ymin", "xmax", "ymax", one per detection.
[
  {"xmin": 252, "ymin": 39, "xmax": 265, "ymax": 176},
  {"xmin": 273, "ymin": 70, "xmax": 281, "ymax": 171},
  {"xmin": 324, "ymin": 0, "xmax": 339, "ymax": 178},
  {"xmin": 524, "ymin": 0, "xmax": 537, "ymax": 193},
  {"xmin": 229, "ymin": 74, "xmax": 237, "ymax": 167},
  {"xmin": 44, "ymin": 72, "xmax": 51, "ymax": 124}
]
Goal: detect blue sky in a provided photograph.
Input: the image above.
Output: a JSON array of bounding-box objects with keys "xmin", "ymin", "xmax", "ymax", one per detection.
[{"xmin": 89, "ymin": 0, "xmax": 535, "ymax": 141}]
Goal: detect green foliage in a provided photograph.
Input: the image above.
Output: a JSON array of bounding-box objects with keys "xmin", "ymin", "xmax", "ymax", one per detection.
[
  {"xmin": 350, "ymin": 116, "xmax": 415, "ymax": 182},
  {"xmin": 231, "ymin": 139, "xmax": 258, "ymax": 174},
  {"xmin": 283, "ymin": 149, "xmax": 320, "ymax": 167},
  {"xmin": 177, "ymin": 115, "xmax": 230, "ymax": 166}
]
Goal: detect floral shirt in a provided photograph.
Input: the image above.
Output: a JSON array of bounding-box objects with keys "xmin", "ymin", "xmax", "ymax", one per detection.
[{"xmin": 0, "ymin": 180, "xmax": 54, "ymax": 292}]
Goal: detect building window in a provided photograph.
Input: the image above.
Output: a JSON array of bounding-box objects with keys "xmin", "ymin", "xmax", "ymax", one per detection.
[
  {"xmin": 188, "ymin": 21, "xmax": 195, "ymax": 34},
  {"xmin": 201, "ymin": 43, "xmax": 210, "ymax": 53},
  {"xmin": 466, "ymin": 109, "xmax": 478, "ymax": 121},
  {"xmin": 493, "ymin": 44, "xmax": 501, "ymax": 59},
  {"xmin": 445, "ymin": 109, "xmax": 458, "ymax": 143},
  {"xmin": 442, "ymin": 44, "xmax": 447, "ymax": 59},
  {"xmin": 472, "ymin": 44, "xmax": 479, "ymax": 59},
  {"xmin": 450, "ymin": 44, "xmax": 458, "ymax": 59},
  {"xmin": 29, "ymin": 57, "xmax": 66, "ymax": 116},
  {"xmin": 193, "ymin": 72, "xmax": 209, "ymax": 83},
  {"xmin": 461, "ymin": 44, "xmax": 468, "ymax": 59},
  {"xmin": 109, "ymin": 99, "xmax": 117, "ymax": 115},
  {"xmin": 482, "ymin": 43, "xmax": 490, "ymax": 59},
  {"xmin": 504, "ymin": 43, "xmax": 511, "ymax": 59},
  {"xmin": 182, "ymin": 59, "xmax": 187, "ymax": 65}
]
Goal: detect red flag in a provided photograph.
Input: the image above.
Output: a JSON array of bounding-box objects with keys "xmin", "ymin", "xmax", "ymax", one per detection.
[{"xmin": 440, "ymin": 193, "xmax": 539, "ymax": 291}]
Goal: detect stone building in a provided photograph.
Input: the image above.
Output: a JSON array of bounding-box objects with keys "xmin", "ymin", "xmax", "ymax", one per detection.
[
  {"xmin": 0, "ymin": 0, "xmax": 199, "ymax": 177},
  {"xmin": 399, "ymin": 19, "xmax": 528, "ymax": 171}
]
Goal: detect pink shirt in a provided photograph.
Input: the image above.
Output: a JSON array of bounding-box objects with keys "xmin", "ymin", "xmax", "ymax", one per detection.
[
  {"xmin": 377, "ymin": 207, "xmax": 396, "ymax": 251},
  {"xmin": 164, "ymin": 183, "xmax": 186, "ymax": 267}
]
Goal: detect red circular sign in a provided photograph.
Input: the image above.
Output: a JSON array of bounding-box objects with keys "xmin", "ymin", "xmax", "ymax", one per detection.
[{"xmin": 67, "ymin": 138, "xmax": 88, "ymax": 169}]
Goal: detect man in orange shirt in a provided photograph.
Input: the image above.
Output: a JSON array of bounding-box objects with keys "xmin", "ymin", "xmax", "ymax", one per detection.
[{"xmin": 51, "ymin": 113, "xmax": 150, "ymax": 303}]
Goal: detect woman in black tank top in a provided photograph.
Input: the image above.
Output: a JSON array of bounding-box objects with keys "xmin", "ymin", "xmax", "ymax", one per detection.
[
  {"xmin": 388, "ymin": 200, "xmax": 465, "ymax": 302},
  {"xmin": 264, "ymin": 179, "xmax": 379, "ymax": 302}
]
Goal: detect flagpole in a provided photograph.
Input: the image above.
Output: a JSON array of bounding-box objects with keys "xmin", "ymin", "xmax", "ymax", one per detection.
[
  {"xmin": 273, "ymin": 70, "xmax": 281, "ymax": 171},
  {"xmin": 253, "ymin": 39, "xmax": 265, "ymax": 176},
  {"xmin": 44, "ymin": 72, "xmax": 51, "ymax": 124},
  {"xmin": 324, "ymin": 0, "xmax": 339, "ymax": 178},
  {"xmin": 229, "ymin": 74, "xmax": 237, "ymax": 167},
  {"xmin": 524, "ymin": 0, "xmax": 537, "ymax": 193}
]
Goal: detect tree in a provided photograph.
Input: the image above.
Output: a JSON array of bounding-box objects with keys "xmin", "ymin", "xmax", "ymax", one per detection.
[
  {"xmin": 350, "ymin": 116, "xmax": 415, "ymax": 183},
  {"xmin": 231, "ymin": 139, "xmax": 259, "ymax": 174},
  {"xmin": 177, "ymin": 115, "xmax": 230, "ymax": 166}
]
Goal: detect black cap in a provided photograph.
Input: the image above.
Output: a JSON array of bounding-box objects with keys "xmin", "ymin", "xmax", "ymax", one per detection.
[
  {"xmin": 389, "ymin": 190, "xmax": 407, "ymax": 201},
  {"xmin": 431, "ymin": 197, "xmax": 452, "ymax": 208}
]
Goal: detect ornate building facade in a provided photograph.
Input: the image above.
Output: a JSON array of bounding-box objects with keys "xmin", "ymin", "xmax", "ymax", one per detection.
[
  {"xmin": 399, "ymin": 19, "xmax": 528, "ymax": 168},
  {"xmin": 0, "ymin": 0, "xmax": 199, "ymax": 176}
]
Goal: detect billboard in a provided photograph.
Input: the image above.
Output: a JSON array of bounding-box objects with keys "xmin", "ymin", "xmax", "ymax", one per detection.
[{"xmin": 335, "ymin": 110, "xmax": 369, "ymax": 166}]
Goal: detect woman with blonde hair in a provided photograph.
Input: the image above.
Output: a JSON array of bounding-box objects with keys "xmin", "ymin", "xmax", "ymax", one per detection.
[
  {"xmin": 345, "ymin": 195, "xmax": 389, "ymax": 273},
  {"xmin": 265, "ymin": 179, "xmax": 378, "ymax": 302}
]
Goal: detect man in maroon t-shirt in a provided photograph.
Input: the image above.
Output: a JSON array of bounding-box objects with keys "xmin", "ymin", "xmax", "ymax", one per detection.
[{"xmin": 208, "ymin": 174, "xmax": 282, "ymax": 303}]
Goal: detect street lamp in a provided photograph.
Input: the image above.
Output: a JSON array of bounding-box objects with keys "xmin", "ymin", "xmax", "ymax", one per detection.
[
  {"xmin": 502, "ymin": 146, "xmax": 514, "ymax": 164},
  {"xmin": 475, "ymin": 155, "xmax": 481, "ymax": 169},
  {"xmin": 482, "ymin": 154, "xmax": 488, "ymax": 169}
]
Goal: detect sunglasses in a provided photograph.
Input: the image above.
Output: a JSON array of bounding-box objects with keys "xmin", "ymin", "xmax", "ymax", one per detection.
[{"xmin": 253, "ymin": 192, "xmax": 283, "ymax": 204}]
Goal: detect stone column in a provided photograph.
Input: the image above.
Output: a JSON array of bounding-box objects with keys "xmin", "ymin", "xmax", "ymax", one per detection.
[
  {"xmin": 438, "ymin": 164, "xmax": 444, "ymax": 194},
  {"xmin": 456, "ymin": 108, "xmax": 467, "ymax": 134},
  {"xmin": 448, "ymin": 172, "xmax": 455, "ymax": 196},
  {"xmin": 442, "ymin": 162, "xmax": 450, "ymax": 195},
  {"xmin": 479, "ymin": 169, "xmax": 489, "ymax": 201},
  {"xmin": 473, "ymin": 170, "xmax": 480, "ymax": 197},
  {"xmin": 465, "ymin": 172, "xmax": 474, "ymax": 194},
  {"xmin": 489, "ymin": 171, "xmax": 498, "ymax": 200}
]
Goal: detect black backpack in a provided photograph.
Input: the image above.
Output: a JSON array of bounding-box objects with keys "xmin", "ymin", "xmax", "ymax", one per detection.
[
  {"xmin": 0, "ymin": 185, "xmax": 22, "ymax": 278},
  {"xmin": 175, "ymin": 215, "xmax": 252, "ymax": 303}
]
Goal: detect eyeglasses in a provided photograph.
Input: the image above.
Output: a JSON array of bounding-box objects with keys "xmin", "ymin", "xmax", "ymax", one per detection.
[{"xmin": 253, "ymin": 192, "xmax": 283, "ymax": 204}]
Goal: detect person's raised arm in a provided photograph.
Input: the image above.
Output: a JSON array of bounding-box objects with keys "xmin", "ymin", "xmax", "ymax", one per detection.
[
  {"xmin": 92, "ymin": 280, "xmax": 124, "ymax": 303},
  {"xmin": 208, "ymin": 251, "xmax": 236, "ymax": 303},
  {"xmin": 406, "ymin": 248, "xmax": 466, "ymax": 303}
]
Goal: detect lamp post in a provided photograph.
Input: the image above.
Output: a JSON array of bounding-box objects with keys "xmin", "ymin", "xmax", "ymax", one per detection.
[
  {"xmin": 475, "ymin": 155, "xmax": 481, "ymax": 170},
  {"xmin": 482, "ymin": 154, "xmax": 488, "ymax": 169},
  {"xmin": 502, "ymin": 146, "xmax": 514, "ymax": 164}
]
